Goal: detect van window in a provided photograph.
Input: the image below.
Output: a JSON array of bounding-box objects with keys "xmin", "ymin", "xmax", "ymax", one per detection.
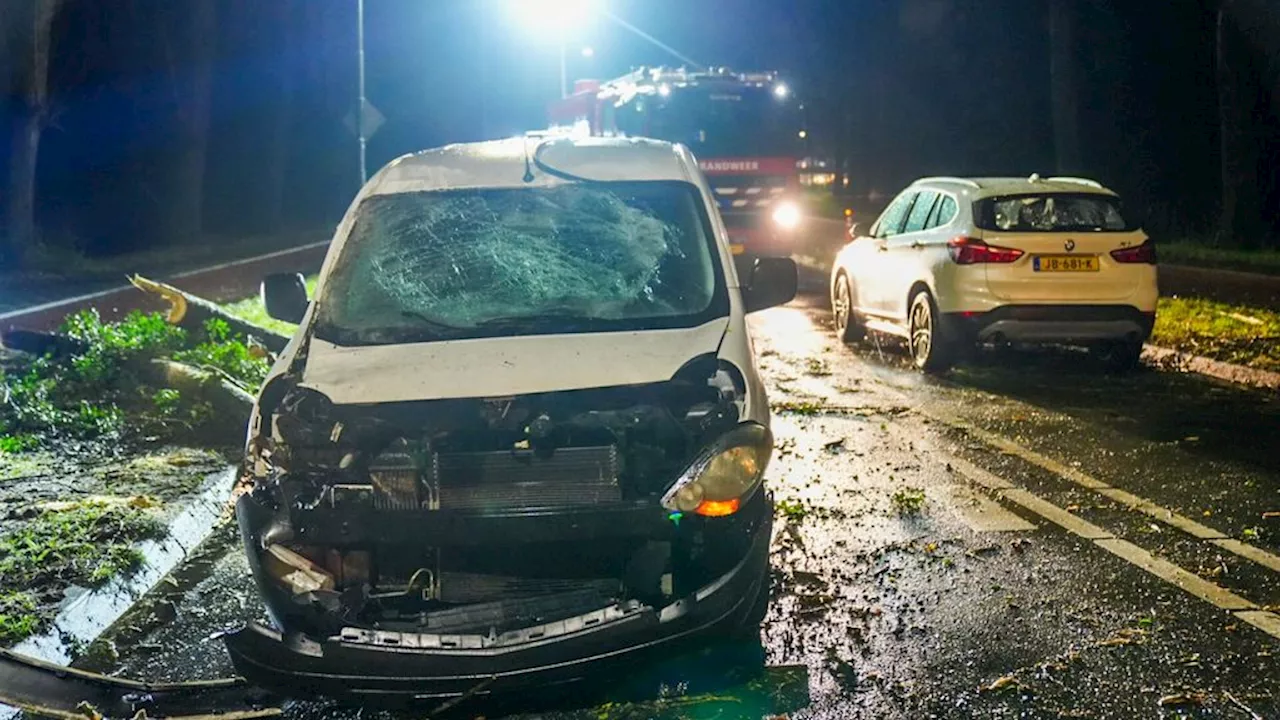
[{"xmin": 316, "ymin": 181, "xmax": 727, "ymax": 346}]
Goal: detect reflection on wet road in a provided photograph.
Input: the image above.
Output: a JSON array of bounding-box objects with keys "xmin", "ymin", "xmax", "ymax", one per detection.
[{"xmin": 14, "ymin": 289, "xmax": 1280, "ymax": 720}]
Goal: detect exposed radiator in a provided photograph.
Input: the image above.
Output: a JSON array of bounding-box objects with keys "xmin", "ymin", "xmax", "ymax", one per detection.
[
  {"xmin": 438, "ymin": 572, "xmax": 620, "ymax": 604},
  {"xmin": 369, "ymin": 443, "xmax": 620, "ymax": 511}
]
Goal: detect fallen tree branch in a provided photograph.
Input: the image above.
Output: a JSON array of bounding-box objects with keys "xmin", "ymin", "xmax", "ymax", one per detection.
[
  {"xmin": 140, "ymin": 359, "xmax": 254, "ymax": 444},
  {"xmin": 130, "ymin": 275, "xmax": 290, "ymax": 353}
]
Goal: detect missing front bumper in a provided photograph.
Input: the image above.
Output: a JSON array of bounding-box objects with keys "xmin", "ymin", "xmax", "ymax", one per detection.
[{"xmin": 222, "ymin": 505, "xmax": 771, "ymax": 702}]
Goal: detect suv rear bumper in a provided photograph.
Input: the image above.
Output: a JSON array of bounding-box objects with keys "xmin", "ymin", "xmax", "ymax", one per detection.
[
  {"xmin": 947, "ymin": 305, "xmax": 1155, "ymax": 344},
  {"xmin": 222, "ymin": 501, "xmax": 772, "ymax": 703}
]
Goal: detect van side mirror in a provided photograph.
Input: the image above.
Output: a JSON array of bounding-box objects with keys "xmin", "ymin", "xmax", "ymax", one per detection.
[
  {"xmin": 262, "ymin": 273, "xmax": 308, "ymax": 324},
  {"xmin": 742, "ymin": 257, "xmax": 798, "ymax": 313}
]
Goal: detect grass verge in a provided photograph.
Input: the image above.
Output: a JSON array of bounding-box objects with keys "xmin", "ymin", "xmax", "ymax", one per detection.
[
  {"xmin": 0, "ymin": 498, "xmax": 164, "ymax": 643},
  {"xmin": 1159, "ymin": 241, "xmax": 1280, "ymax": 276},
  {"xmin": 1151, "ymin": 296, "xmax": 1280, "ymax": 372},
  {"xmin": 219, "ymin": 275, "xmax": 317, "ymax": 337},
  {"xmin": 0, "ymin": 310, "xmax": 271, "ymax": 452}
]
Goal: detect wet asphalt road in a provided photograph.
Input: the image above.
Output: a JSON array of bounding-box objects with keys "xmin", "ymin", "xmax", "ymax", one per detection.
[{"xmin": 24, "ymin": 263, "xmax": 1280, "ymax": 719}]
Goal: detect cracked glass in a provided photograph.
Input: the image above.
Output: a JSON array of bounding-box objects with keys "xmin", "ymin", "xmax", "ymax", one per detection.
[{"xmin": 315, "ymin": 181, "xmax": 723, "ymax": 345}]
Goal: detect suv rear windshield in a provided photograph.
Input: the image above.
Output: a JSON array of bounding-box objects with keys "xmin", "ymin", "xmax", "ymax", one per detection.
[
  {"xmin": 314, "ymin": 181, "xmax": 728, "ymax": 346},
  {"xmin": 974, "ymin": 193, "xmax": 1133, "ymax": 232}
]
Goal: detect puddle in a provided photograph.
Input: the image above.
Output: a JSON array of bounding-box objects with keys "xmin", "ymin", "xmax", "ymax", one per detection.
[{"xmin": 7, "ymin": 466, "xmax": 234, "ymax": 666}]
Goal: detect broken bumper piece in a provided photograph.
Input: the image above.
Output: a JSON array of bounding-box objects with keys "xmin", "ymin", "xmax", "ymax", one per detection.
[{"xmin": 222, "ymin": 519, "xmax": 770, "ymax": 702}]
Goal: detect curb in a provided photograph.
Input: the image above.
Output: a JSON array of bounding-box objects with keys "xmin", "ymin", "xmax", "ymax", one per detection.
[{"xmin": 1142, "ymin": 345, "xmax": 1280, "ymax": 391}]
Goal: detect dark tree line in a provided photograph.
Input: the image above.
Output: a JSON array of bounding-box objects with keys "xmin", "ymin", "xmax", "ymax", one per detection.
[
  {"xmin": 2, "ymin": 0, "xmax": 1279, "ymax": 272},
  {"xmin": 0, "ymin": 0, "xmax": 358, "ymax": 269},
  {"xmin": 804, "ymin": 0, "xmax": 1280, "ymax": 249}
]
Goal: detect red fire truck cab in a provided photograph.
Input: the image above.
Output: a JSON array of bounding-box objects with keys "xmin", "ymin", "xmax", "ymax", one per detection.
[{"xmin": 548, "ymin": 67, "xmax": 805, "ymax": 258}]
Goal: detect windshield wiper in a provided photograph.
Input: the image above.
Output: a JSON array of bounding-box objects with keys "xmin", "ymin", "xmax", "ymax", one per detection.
[
  {"xmin": 399, "ymin": 310, "xmax": 463, "ymax": 330},
  {"xmin": 473, "ymin": 311, "xmax": 600, "ymax": 330}
]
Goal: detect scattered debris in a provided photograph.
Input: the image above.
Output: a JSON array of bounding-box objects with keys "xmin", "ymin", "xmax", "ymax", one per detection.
[
  {"xmin": 891, "ymin": 488, "xmax": 926, "ymax": 515},
  {"xmin": 1157, "ymin": 692, "xmax": 1206, "ymax": 708},
  {"xmin": 776, "ymin": 499, "xmax": 809, "ymax": 521},
  {"xmin": 823, "ymin": 438, "xmax": 845, "ymax": 453},
  {"xmin": 826, "ymin": 649, "xmax": 859, "ymax": 692},
  {"xmin": 1224, "ymin": 690, "xmax": 1265, "ymax": 720},
  {"xmin": 772, "ymin": 399, "xmax": 825, "ymax": 415},
  {"xmin": 805, "ymin": 358, "xmax": 832, "ymax": 377},
  {"xmin": 982, "ymin": 675, "xmax": 1018, "ymax": 693},
  {"xmin": 1097, "ymin": 627, "xmax": 1148, "ymax": 647}
]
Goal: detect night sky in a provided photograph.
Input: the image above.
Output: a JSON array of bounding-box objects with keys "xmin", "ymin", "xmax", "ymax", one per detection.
[{"xmin": 17, "ymin": 0, "xmax": 1275, "ymax": 254}]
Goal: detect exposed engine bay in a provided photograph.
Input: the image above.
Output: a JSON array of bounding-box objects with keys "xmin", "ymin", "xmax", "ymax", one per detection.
[{"xmin": 238, "ymin": 353, "xmax": 770, "ymax": 641}]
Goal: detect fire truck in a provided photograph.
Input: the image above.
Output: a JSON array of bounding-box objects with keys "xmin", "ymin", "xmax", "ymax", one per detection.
[{"xmin": 547, "ymin": 67, "xmax": 804, "ymax": 257}]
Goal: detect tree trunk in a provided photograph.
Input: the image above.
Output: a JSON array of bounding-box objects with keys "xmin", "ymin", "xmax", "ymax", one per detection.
[
  {"xmin": 4, "ymin": 0, "xmax": 59, "ymax": 268},
  {"xmin": 1049, "ymin": 0, "xmax": 1081, "ymax": 175},
  {"xmin": 263, "ymin": 0, "xmax": 295, "ymax": 232},
  {"xmin": 160, "ymin": 0, "xmax": 216, "ymax": 242},
  {"xmin": 1216, "ymin": 0, "xmax": 1265, "ymax": 247}
]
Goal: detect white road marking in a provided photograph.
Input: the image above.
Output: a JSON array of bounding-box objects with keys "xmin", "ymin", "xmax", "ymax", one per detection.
[
  {"xmin": 942, "ymin": 484, "xmax": 1037, "ymax": 533},
  {"xmin": 1093, "ymin": 538, "xmax": 1256, "ymax": 612},
  {"xmin": 1236, "ymin": 610, "xmax": 1280, "ymax": 638},
  {"xmin": 928, "ymin": 410, "xmax": 1280, "ymax": 576},
  {"xmin": 950, "ymin": 454, "xmax": 1280, "ymax": 639},
  {"xmin": 0, "ymin": 240, "xmax": 329, "ymax": 322}
]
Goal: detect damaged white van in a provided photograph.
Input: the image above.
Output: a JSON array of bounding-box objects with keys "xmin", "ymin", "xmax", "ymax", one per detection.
[{"xmin": 222, "ymin": 136, "xmax": 797, "ymax": 703}]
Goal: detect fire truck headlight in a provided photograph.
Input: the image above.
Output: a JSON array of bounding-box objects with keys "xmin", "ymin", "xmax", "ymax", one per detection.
[{"xmin": 772, "ymin": 201, "xmax": 801, "ymax": 230}]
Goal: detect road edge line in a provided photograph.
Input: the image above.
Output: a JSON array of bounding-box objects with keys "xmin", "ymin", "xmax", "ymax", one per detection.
[
  {"xmin": 950, "ymin": 457, "xmax": 1280, "ymax": 639},
  {"xmin": 932, "ymin": 411, "xmax": 1280, "ymax": 575}
]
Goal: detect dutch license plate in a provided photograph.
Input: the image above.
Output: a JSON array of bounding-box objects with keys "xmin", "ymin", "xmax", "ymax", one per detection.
[{"xmin": 1033, "ymin": 255, "xmax": 1099, "ymax": 272}]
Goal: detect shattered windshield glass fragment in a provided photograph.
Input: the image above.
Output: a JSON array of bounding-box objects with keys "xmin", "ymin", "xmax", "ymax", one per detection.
[{"xmin": 316, "ymin": 181, "xmax": 723, "ymax": 345}]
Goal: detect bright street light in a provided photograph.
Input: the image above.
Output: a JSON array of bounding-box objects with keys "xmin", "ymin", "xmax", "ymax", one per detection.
[
  {"xmin": 506, "ymin": 0, "xmax": 701, "ymax": 99},
  {"xmin": 773, "ymin": 83, "xmax": 789, "ymax": 99},
  {"xmin": 506, "ymin": 0, "xmax": 595, "ymax": 35},
  {"xmin": 507, "ymin": 0, "xmax": 597, "ymax": 98}
]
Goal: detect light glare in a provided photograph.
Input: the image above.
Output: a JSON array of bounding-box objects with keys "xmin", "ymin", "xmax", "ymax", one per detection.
[
  {"xmin": 773, "ymin": 201, "xmax": 801, "ymax": 230},
  {"xmin": 507, "ymin": 0, "xmax": 595, "ymax": 36},
  {"xmin": 773, "ymin": 83, "xmax": 789, "ymax": 99}
]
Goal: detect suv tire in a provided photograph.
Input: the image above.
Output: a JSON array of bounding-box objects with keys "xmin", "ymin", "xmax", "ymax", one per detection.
[
  {"xmin": 833, "ymin": 273, "xmax": 865, "ymax": 343},
  {"xmin": 908, "ymin": 290, "xmax": 955, "ymax": 373}
]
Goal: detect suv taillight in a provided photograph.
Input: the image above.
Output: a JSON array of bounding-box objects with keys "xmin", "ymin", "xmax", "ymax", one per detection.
[
  {"xmin": 947, "ymin": 236, "xmax": 1024, "ymax": 265},
  {"xmin": 1110, "ymin": 241, "xmax": 1157, "ymax": 264}
]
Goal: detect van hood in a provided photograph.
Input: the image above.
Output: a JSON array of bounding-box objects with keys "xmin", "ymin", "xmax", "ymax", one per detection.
[{"xmin": 299, "ymin": 318, "xmax": 731, "ymax": 405}]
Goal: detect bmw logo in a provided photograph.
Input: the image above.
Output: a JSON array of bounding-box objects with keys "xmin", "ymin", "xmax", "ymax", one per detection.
[{"xmin": 1064, "ymin": 239, "xmax": 1076, "ymax": 252}]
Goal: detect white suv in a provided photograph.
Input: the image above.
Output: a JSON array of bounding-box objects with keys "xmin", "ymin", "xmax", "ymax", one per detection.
[{"xmin": 830, "ymin": 175, "xmax": 1157, "ymax": 372}]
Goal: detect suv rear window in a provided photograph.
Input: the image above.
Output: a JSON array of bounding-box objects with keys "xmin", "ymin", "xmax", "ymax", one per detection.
[{"xmin": 974, "ymin": 193, "xmax": 1133, "ymax": 232}]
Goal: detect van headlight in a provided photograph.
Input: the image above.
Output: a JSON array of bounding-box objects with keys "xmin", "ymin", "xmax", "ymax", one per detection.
[
  {"xmin": 663, "ymin": 423, "xmax": 772, "ymax": 517},
  {"xmin": 771, "ymin": 201, "xmax": 801, "ymax": 230}
]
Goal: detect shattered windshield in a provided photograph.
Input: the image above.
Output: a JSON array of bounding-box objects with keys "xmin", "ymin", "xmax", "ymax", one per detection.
[
  {"xmin": 975, "ymin": 193, "xmax": 1133, "ymax": 232},
  {"xmin": 314, "ymin": 181, "xmax": 726, "ymax": 345}
]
